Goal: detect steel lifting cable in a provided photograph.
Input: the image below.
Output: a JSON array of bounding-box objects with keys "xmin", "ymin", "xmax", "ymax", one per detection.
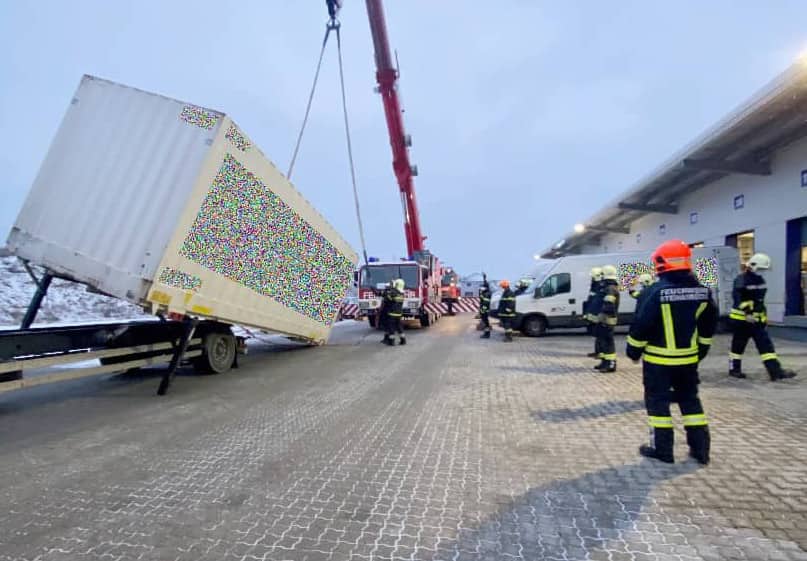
[
  {"xmin": 286, "ymin": 24, "xmax": 333, "ymax": 180},
  {"xmin": 287, "ymin": 16, "xmax": 370, "ymax": 266},
  {"xmin": 335, "ymin": 24, "xmax": 370, "ymax": 266}
]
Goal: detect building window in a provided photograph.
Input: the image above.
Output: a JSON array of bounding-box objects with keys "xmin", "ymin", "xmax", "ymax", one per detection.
[
  {"xmin": 617, "ymin": 241, "xmax": 623, "ymax": 250},
  {"xmin": 636, "ymin": 233, "xmax": 641, "ymax": 244},
  {"xmin": 734, "ymin": 194, "xmax": 745, "ymax": 210},
  {"xmin": 801, "ymin": 169, "xmax": 807, "ymax": 187},
  {"xmin": 690, "ymin": 212, "xmax": 698, "ymax": 225},
  {"xmin": 659, "ymin": 224, "xmax": 666, "ymax": 236}
]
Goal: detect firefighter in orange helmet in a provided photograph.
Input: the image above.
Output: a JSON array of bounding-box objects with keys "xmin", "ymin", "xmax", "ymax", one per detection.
[
  {"xmin": 626, "ymin": 240, "xmax": 717, "ymax": 464},
  {"xmin": 497, "ymin": 280, "xmax": 516, "ymax": 342}
]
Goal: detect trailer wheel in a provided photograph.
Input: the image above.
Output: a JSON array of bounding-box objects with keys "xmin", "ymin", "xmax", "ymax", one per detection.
[
  {"xmin": 194, "ymin": 332, "xmax": 236, "ymax": 374},
  {"xmin": 521, "ymin": 315, "xmax": 547, "ymax": 337}
]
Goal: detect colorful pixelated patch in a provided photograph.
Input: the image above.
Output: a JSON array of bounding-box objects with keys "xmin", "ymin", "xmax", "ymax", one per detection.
[
  {"xmin": 179, "ymin": 153, "xmax": 353, "ymax": 325},
  {"xmin": 158, "ymin": 268, "xmax": 202, "ymax": 292},
  {"xmin": 225, "ymin": 124, "xmax": 251, "ymax": 152},
  {"xmin": 694, "ymin": 257, "xmax": 719, "ymax": 288},
  {"xmin": 179, "ymin": 105, "xmax": 219, "ymax": 130},
  {"xmin": 618, "ymin": 262, "xmax": 655, "ymax": 291}
]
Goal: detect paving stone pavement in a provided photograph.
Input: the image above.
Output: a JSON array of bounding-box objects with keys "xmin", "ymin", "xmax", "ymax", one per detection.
[{"xmin": 1, "ymin": 318, "xmax": 806, "ymax": 561}]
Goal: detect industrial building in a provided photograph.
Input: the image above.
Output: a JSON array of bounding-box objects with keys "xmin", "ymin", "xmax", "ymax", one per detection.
[{"xmin": 542, "ymin": 60, "xmax": 807, "ymax": 325}]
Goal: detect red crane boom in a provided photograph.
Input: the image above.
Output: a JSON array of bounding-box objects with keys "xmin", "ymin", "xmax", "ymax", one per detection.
[{"xmin": 364, "ymin": 0, "xmax": 425, "ymax": 258}]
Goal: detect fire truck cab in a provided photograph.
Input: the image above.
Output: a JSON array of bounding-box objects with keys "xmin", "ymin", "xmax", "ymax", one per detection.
[{"xmin": 358, "ymin": 254, "xmax": 441, "ymax": 328}]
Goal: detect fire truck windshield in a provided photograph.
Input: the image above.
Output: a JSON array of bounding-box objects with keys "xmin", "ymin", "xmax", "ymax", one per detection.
[
  {"xmin": 441, "ymin": 273, "xmax": 458, "ymax": 286},
  {"xmin": 360, "ymin": 265, "xmax": 420, "ymax": 289}
]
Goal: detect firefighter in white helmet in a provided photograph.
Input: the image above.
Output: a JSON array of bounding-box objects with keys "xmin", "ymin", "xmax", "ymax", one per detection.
[
  {"xmin": 584, "ymin": 267, "xmax": 604, "ymax": 359},
  {"xmin": 381, "ymin": 278, "xmax": 406, "ymax": 346},
  {"xmin": 728, "ymin": 253, "xmax": 796, "ymax": 380},
  {"xmin": 594, "ymin": 265, "xmax": 620, "ymax": 372}
]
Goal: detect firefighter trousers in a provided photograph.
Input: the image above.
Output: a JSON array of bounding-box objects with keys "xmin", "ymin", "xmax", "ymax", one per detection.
[
  {"xmin": 730, "ymin": 320, "xmax": 781, "ymax": 375},
  {"xmin": 500, "ymin": 317, "xmax": 514, "ymax": 338},
  {"xmin": 643, "ymin": 363, "xmax": 709, "ymax": 462},
  {"xmin": 595, "ymin": 324, "xmax": 616, "ymax": 361},
  {"xmin": 385, "ymin": 315, "xmax": 404, "ymax": 340},
  {"xmin": 480, "ymin": 312, "xmax": 490, "ymax": 333}
]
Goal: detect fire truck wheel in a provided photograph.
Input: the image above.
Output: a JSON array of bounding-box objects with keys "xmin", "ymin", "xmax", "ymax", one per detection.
[{"xmin": 419, "ymin": 312, "xmax": 431, "ymax": 328}]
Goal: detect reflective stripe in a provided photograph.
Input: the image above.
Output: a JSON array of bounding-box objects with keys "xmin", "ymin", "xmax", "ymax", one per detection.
[
  {"xmin": 729, "ymin": 352, "xmax": 743, "ymax": 360},
  {"xmin": 501, "ymin": 297, "xmax": 516, "ymax": 301},
  {"xmin": 648, "ymin": 416, "xmax": 674, "ymax": 428},
  {"xmin": 605, "ymin": 317, "xmax": 617, "ymax": 326},
  {"xmin": 661, "ymin": 303, "xmax": 675, "ymax": 349},
  {"xmin": 626, "ymin": 336, "xmax": 647, "ymax": 348},
  {"xmin": 601, "ymin": 353, "xmax": 617, "ymax": 360},
  {"xmin": 698, "ymin": 337, "xmax": 713, "ymax": 345},
  {"xmin": 761, "ymin": 353, "xmax": 778, "ymax": 362},
  {"xmin": 695, "ymin": 302, "xmax": 708, "ymax": 319},
  {"xmin": 645, "ymin": 344, "xmax": 698, "ymax": 357},
  {"xmin": 643, "ymin": 354, "xmax": 699, "ymax": 366},
  {"xmin": 682, "ymin": 413, "xmax": 708, "ymax": 427},
  {"xmin": 388, "ymin": 313, "xmax": 402, "ymax": 317},
  {"xmin": 739, "ymin": 300, "xmax": 754, "ymax": 310},
  {"xmin": 604, "ymin": 295, "xmax": 617, "ymax": 303}
]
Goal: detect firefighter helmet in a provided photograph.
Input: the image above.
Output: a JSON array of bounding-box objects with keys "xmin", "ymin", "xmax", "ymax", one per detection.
[
  {"xmin": 602, "ymin": 264, "xmax": 618, "ymax": 281},
  {"xmin": 590, "ymin": 267, "xmax": 603, "ymax": 281},
  {"xmin": 638, "ymin": 273, "xmax": 654, "ymax": 286},
  {"xmin": 747, "ymin": 253, "xmax": 771, "ymax": 272},
  {"xmin": 651, "ymin": 239, "xmax": 692, "ymax": 274},
  {"xmin": 499, "ymin": 279, "xmax": 510, "ymax": 289},
  {"xmin": 393, "ymin": 278, "xmax": 405, "ymax": 291}
]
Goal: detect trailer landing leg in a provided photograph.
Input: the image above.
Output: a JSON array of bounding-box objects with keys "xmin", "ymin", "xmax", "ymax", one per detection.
[
  {"xmin": 157, "ymin": 318, "xmax": 198, "ymax": 396},
  {"xmin": 21, "ymin": 262, "xmax": 53, "ymax": 330}
]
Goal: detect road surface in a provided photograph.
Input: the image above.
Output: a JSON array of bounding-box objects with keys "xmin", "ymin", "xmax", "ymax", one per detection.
[{"xmin": 1, "ymin": 317, "xmax": 806, "ymax": 560}]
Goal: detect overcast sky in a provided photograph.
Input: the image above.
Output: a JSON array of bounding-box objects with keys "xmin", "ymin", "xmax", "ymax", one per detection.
[{"xmin": 1, "ymin": 1, "xmax": 805, "ymax": 280}]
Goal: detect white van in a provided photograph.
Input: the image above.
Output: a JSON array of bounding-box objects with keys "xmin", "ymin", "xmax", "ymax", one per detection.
[{"xmin": 491, "ymin": 247, "xmax": 739, "ymax": 336}]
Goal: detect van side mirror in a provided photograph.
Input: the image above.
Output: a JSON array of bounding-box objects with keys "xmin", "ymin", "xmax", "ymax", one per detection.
[{"xmin": 534, "ymin": 287, "xmax": 541, "ymax": 299}]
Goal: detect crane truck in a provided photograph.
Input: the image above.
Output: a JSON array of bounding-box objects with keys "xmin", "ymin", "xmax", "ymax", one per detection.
[{"xmin": 348, "ymin": 0, "xmax": 444, "ymax": 327}]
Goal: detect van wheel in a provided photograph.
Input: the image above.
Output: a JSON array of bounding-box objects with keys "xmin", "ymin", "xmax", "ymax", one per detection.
[
  {"xmin": 522, "ymin": 315, "xmax": 547, "ymax": 337},
  {"xmin": 193, "ymin": 332, "xmax": 236, "ymax": 374}
]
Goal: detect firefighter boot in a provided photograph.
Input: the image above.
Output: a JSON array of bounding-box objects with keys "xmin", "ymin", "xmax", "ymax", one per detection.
[
  {"xmin": 504, "ymin": 332, "xmax": 513, "ymax": 343},
  {"xmin": 382, "ymin": 335, "xmax": 394, "ymax": 346},
  {"xmin": 594, "ymin": 359, "xmax": 616, "ymax": 372},
  {"xmin": 767, "ymin": 362, "xmax": 797, "ymax": 381},
  {"xmin": 399, "ymin": 335, "xmax": 407, "ymax": 346},
  {"xmin": 686, "ymin": 426, "xmax": 710, "ymax": 465},
  {"xmin": 639, "ymin": 428, "xmax": 674, "ymax": 464},
  {"xmin": 728, "ymin": 359, "xmax": 746, "ymax": 379},
  {"xmin": 480, "ymin": 330, "xmax": 491, "ymax": 339}
]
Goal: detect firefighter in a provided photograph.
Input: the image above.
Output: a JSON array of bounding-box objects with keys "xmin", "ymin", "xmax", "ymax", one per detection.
[
  {"xmin": 584, "ymin": 267, "xmax": 604, "ymax": 358},
  {"xmin": 594, "ymin": 265, "xmax": 620, "ymax": 372},
  {"xmin": 479, "ymin": 279, "xmax": 492, "ymax": 339},
  {"xmin": 514, "ymin": 278, "xmax": 531, "ymax": 296},
  {"xmin": 729, "ymin": 253, "xmax": 797, "ymax": 381},
  {"xmin": 629, "ymin": 272, "xmax": 655, "ymax": 315},
  {"xmin": 382, "ymin": 278, "xmax": 406, "ymax": 346},
  {"xmin": 497, "ymin": 280, "xmax": 516, "ymax": 342},
  {"xmin": 626, "ymin": 240, "xmax": 717, "ymax": 465}
]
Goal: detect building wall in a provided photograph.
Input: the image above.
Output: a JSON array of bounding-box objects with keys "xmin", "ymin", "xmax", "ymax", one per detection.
[{"xmin": 586, "ymin": 136, "xmax": 807, "ymax": 322}]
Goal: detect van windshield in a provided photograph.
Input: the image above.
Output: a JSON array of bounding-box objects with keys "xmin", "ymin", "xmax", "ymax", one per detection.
[{"xmin": 526, "ymin": 262, "xmax": 557, "ymax": 291}]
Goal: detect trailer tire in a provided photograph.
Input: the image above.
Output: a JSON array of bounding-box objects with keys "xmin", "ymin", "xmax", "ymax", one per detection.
[
  {"xmin": 521, "ymin": 315, "xmax": 547, "ymax": 337},
  {"xmin": 194, "ymin": 332, "xmax": 236, "ymax": 374}
]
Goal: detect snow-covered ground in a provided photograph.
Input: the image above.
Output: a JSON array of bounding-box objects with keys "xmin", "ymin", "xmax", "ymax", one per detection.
[{"xmin": 0, "ymin": 255, "xmax": 147, "ymax": 328}]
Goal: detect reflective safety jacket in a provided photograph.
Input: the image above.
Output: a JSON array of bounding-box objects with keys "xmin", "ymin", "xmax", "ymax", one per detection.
[
  {"xmin": 382, "ymin": 287, "xmax": 404, "ymax": 318},
  {"xmin": 626, "ymin": 271, "xmax": 717, "ymax": 366},
  {"xmin": 600, "ymin": 280, "xmax": 620, "ymax": 326},
  {"xmin": 498, "ymin": 288, "xmax": 516, "ymax": 318},
  {"xmin": 479, "ymin": 287, "xmax": 492, "ymax": 313},
  {"xmin": 584, "ymin": 280, "xmax": 603, "ymax": 321},
  {"xmin": 730, "ymin": 271, "xmax": 768, "ymax": 324}
]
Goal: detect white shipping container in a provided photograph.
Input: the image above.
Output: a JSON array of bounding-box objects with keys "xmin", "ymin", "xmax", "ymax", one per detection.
[{"xmin": 7, "ymin": 75, "xmax": 358, "ymax": 343}]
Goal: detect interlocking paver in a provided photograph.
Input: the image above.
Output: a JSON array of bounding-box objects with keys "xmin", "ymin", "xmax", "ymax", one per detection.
[{"xmin": 0, "ymin": 320, "xmax": 805, "ymax": 560}]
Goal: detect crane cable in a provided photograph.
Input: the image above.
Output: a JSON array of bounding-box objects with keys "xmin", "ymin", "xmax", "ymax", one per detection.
[{"xmin": 287, "ymin": 17, "xmax": 370, "ymax": 266}]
